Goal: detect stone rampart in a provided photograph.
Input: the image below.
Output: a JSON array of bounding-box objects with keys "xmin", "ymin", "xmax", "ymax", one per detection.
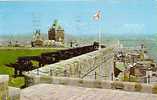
[
  {"xmin": 0, "ymin": 75, "xmax": 20, "ymax": 100},
  {"xmin": 0, "ymin": 75, "xmax": 9, "ymax": 100},
  {"xmin": 25, "ymin": 75, "xmax": 157, "ymax": 94},
  {"xmin": 24, "ymin": 47, "xmax": 114, "ymax": 81}
]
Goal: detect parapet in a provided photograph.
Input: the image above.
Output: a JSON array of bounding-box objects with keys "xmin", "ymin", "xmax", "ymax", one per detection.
[{"xmin": 0, "ymin": 75, "xmax": 20, "ymax": 100}]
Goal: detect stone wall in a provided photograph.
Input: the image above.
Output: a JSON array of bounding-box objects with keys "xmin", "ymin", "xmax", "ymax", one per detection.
[
  {"xmin": 25, "ymin": 75, "xmax": 157, "ymax": 94},
  {"xmin": 8, "ymin": 87, "xmax": 21, "ymax": 100},
  {"xmin": 23, "ymin": 44, "xmax": 157, "ymax": 94},
  {"xmin": 24, "ymin": 47, "xmax": 114, "ymax": 81},
  {"xmin": 21, "ymin": 84, "xmax": 157, "ymax": 100},
  {"xmin": 0, "ymin": 75, "xmax": 20, "ymax": 100},
  {"xmin": 0, "ymin": 75, "xmax": 9, "ymax": 100}
]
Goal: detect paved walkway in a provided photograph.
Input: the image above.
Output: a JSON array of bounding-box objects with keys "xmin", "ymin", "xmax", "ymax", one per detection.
[{"xmin": 21, "ymin": 84, "xmax": 157, "ymax": 100}]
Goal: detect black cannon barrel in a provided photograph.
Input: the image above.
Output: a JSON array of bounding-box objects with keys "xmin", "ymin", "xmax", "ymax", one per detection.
[{"xmin": 5, "ymin": 43, "xmax": 103, "ymax": 77}]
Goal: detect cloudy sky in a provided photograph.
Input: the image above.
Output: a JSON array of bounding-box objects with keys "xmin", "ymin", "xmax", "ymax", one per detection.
[{"xmin": 0, "ymin": 0, "xmax": 157, "ymax": 36}]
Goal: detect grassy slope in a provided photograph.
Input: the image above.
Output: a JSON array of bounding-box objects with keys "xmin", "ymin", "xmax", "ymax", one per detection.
[{"xmin": 0, "ymin": 48, "xmax": 62, "ymax": 87}]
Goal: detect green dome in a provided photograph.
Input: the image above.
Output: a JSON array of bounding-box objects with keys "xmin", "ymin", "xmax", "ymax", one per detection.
[
  {"xmin": 52, "ymin": 19, "xmax": 59, "ymax": 29},
  {"xmin": 52, "ymin": 20, "xmax": 63, "ymax": 30}
]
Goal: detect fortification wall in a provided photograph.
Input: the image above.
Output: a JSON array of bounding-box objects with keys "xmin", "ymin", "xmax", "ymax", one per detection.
[
  {"xmin": 24, "ymin": 47, "xmax": 114, "ymax": 83},
  {"xmin": 25, "ymin": 75, "xmax": 157, "ymax": 94},
  {"xmin": 0, "ymin": 75, "xmax": 20, "ymax": 100},
  {"xmin": 0, "ymin": 75, "xmax": 9, "ymax": 100},
  {"xmin": 23, "ymin": 44, "xmax": 157, "ymax": 94}
]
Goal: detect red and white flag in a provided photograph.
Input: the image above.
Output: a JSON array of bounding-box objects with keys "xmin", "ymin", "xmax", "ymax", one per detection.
[{"xmin": 93, "ymin": 10, "xmax": 101, "ymax": 21}]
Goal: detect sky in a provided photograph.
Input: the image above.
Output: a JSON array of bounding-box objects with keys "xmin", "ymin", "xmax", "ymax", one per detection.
[{"xmin": 0, "ymin": 0, "xmax": 157, "ymax": 36}]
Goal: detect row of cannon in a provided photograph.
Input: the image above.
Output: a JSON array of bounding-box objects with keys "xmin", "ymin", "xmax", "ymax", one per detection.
[{"xmin": 5, "ymin": 42, "xmax": 104, "ymax": 77}]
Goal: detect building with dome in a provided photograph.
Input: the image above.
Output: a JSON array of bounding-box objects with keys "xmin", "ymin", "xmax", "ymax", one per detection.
[{"xmin": 48, "ymin": 20, "xmax": 64, "ymax": 43}]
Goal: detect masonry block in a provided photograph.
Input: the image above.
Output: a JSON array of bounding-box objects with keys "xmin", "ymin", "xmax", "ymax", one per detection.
[
  {"xmin": 152, "ymin": 84, "xmax": 157, "ymax": 94},
  {"xmin": 0, "ymin": 75, "xmax": 9, "ymax": 100},
  {"xmin": 8, "ymin": 87, "xmax": 20, "ymax": 100}
]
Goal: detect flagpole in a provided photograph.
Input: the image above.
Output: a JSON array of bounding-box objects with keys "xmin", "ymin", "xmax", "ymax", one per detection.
[
  {"xmin": 98, "ymin": 25, "xmax": 101, "ymax": 50},
  {"xmin": 98, "ymin": 10, "xmax": 101, "ymax": 50},
  {"xmin": 93, "ymin": 10, "xmax": 102, "ymax": 50}
]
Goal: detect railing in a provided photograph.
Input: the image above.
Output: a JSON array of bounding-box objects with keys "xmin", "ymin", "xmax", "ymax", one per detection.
[{"xmin": 33, "ymin": 54, "xmax": 113, "ymax": 80}]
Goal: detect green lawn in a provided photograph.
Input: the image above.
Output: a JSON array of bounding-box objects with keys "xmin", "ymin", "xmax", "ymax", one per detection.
[{"xmin": 0, "ymin": 47, "xmax": 63, "ymax": 88}]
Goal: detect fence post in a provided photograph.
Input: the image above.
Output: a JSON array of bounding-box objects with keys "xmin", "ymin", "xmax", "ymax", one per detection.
[
  {"xmin": 95, "ymin": 72, "xmax": 97, "ymax": 79},
  {"xmin": 37, "ymin": 68, "xmax": 39, "ymax": 75},
  {"xmin": 147, "ymin": 75, "xmax": 150, "ymax": 84},
  {"xmin": 111, "ymin": 72, "xmax": 113, "ymax": 81},
  {"xmin": 64, "ymin": 70, "xmax": 67, "ymax": 77},
  {"xmin": 78, "ymin": 70, "xmax": 81, "ymax": 78},
  {"xmin": 50, "ymin": 69, "xmax": 53, "ymax": 76}
]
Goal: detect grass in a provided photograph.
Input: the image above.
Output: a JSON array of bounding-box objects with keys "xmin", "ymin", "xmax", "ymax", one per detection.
[
  {"xmin": 116, "ymin": 62, "xmax": 126, "ymax": 71},
  {"xmin": 8, "ymin": 77, "xmax": 25, "ymax": 88},
  {"xmin": 0, "ymin": 47, "xmax": 63, "ymax": 88}
]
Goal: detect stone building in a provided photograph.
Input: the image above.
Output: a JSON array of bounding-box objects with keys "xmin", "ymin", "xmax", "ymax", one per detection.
[
  {"xmin": 31, "ymin": 29, "xmax": 44, "ymax": 47},
  {"xmin": 48, "ymin": 20, "xmax": 64, "ymax": 43}
]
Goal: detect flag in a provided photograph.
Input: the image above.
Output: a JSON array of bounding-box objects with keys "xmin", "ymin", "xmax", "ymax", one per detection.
[{"xmin": 93, "ymin": 10, "xmax": 101, "ymax": 21}]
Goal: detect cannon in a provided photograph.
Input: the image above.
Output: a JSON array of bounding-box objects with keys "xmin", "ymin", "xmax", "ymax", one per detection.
[{"xmin": 5, "ymin": 42, "xmax": 103, "ymax": 77}]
